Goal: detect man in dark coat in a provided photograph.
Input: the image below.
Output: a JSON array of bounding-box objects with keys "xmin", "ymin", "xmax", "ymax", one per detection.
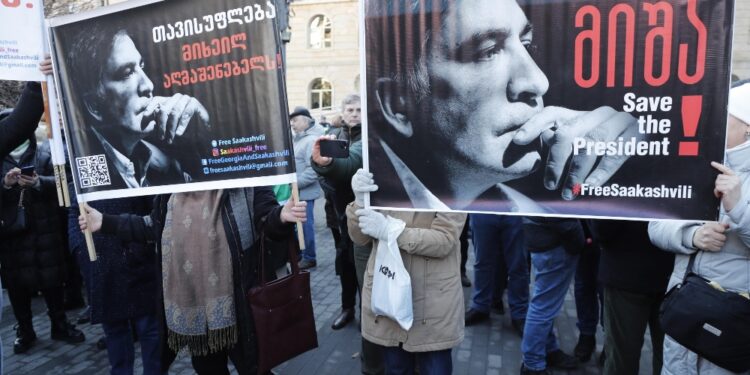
[
  {"xmin": 591, "ymin": 220, "xmax": 674, "ymax": 374},
  {"xmin": 520, "ymin": 217, "xmax": 584, "ymax": 374},
  {"xmin": 1, "ymin": 138, "xmax": 85, "ymax": 354}
]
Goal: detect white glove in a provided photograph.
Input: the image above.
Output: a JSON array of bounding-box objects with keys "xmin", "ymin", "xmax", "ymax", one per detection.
[
  {"xmin": 351, "ymin": 168, "xmax": 378, "ymax": 207},
  {"xmin": 356, "ymin": 209, "xmax": 398, "ymax": 241}
]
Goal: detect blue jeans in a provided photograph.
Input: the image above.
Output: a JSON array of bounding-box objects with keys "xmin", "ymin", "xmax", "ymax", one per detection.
[
  {"xmin": 574, "ymin": 247, "xmax": 602, "ymax": 336},
  {"xmin": 383, "ymin": 346, "xmax": 452, "ymax": 375},
  {"xmin": 101, "ymin": 315, "xmax": 161, "ymax": 375},
  {"xmin": 469, "ymin": 214, "xmax": 529, "ymax": 320},
  {"xmin": 301, "ymin": 199, "xmax": 317, "ymax": 261},
  {"xmin": 522, "ymin": 246, "xmax": 580, "ymax": 371}
]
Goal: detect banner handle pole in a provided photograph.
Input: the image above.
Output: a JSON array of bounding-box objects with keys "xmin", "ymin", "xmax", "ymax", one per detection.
[
  {"xmin": 59, "ymin": 168, "xmax": 70, "ymax": 207},
  {"xmin": 40, "ymin": 82, "xmax": 65, "ymax": 207},
  {"xmin": 291, "ymin": 183, "xmax": 306, "ymax": 250},
  {"xmin": 79, "ymin": 203, "xmax": 97, "ymax": 261}
]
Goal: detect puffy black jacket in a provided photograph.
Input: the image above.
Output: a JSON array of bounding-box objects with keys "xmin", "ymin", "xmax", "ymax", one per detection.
[
  {"xmin": 0, "ymin": 140, "xmax": 67, "ymax": 290},
  {"xmin": 0, "ymin": 82, "xmax": 44, "ymax": 214}
]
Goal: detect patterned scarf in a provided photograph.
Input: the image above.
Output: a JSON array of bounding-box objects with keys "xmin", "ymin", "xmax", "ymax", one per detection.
[{"xmin": 161, "ymin": 190, "xmax": 237, "ymax": 356}]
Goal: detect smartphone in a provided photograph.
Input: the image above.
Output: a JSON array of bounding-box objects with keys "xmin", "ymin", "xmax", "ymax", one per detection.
[
  {"xmin": 20, "ymin": 166, "xmax": 35, "ymax": 176},
  {"xmin": 319, "ymin": 139, "xmax": 349, "ymax": 158}
]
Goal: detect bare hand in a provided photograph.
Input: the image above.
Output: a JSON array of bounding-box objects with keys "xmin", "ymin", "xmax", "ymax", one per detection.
[
  {"xmin": 692, "ymin": 222, "xmax": 729, "ymax": 252},
  {"xmin": 311, "ymin": 135, "xmax": 335, "ymax": 167},
  {"xmin": 3, "ymin": 168, "xmax": 20, "ymax": 187},
  {"xmin": 39, "ymin": 55, "xmax": 53, "ymax": 76},
  {"xmin": 280, "ymin": 199, "xmax": 307, "ymax": 224},
  {"xmin": 142, "ymin": 94, "xmax": 210, "ymax": 144},
  {"xmin": 17, "ymin": 172, "xmax": 38, "ymax": 188},
  {"xmin": 711, "ymin": 161, "xmax": 742, "ymax": 212},
  {"xmin": 513, "ymin": 106, "xmax": 638, "ymax": 200},
  {"xmin": 78, "ymin": 203, "xmax": 103, "ymax": 233}
]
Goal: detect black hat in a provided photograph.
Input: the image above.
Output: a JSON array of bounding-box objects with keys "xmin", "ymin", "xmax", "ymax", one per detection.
[{"xmin": 289, "ymin": 106, "xmax": 312, "ymax": 120}]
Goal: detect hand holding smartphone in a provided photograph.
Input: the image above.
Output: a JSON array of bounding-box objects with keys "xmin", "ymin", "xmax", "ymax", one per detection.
[
  {"xmin": 20, "ymin": 166, "xmax": 35, "ymax": 176},
  {"xmin": 319, "ymin": 139, "xmax": 350, "ymax": 158}
]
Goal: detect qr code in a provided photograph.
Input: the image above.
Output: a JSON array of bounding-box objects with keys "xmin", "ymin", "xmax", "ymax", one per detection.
[{"xmin": 76, "ymin": 155, "xmax": 112, "ymax": 188}]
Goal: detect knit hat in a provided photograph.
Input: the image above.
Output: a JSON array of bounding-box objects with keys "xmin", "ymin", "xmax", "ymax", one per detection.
[
  {"xmin": 728, "ymin": 83, "xmax": 750, "ymax": 126},
  {"xmin": 289, "ymin": 106, "xmax": 312, "ymax": 120}
]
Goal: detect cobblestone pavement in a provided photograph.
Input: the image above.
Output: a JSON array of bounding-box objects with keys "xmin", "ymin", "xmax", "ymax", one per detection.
[{"xmin": 1, "ymin": 199, "xmax": 653, "ymax": 374}]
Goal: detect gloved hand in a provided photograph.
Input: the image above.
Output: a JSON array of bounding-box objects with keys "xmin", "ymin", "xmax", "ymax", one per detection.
[
  {"xmin": 356, "ymin": 208, "xmax": 396, "ymax": 241},
  {"xmin": 351, "ymin": 168, "xmax": 378, "ymax": 207}
]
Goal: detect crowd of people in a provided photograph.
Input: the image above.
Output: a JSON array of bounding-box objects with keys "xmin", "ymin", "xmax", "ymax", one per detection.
[{"xmin": 0, "ymin": 63, "xmax": 748, "ymax": 375}]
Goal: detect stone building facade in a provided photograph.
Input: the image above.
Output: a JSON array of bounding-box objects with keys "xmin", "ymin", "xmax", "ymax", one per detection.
[
  {"xmin": 732, "ymin": 1, "xmax": 750, "ymax": 80},
  {"xmin": 285, "ymin": 0, "xmax": 360, "ymax": 120}
]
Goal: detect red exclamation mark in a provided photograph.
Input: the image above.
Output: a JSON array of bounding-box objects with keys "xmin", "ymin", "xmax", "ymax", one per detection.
[{"xmin": 679, "ymin": 95, "xmax": 702, "ymax": 156}]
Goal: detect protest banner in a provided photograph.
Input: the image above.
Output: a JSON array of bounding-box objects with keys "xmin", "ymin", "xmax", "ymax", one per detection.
[
  {"xmin": 0, "ymin": 0, "xmax": 45, "ymax": 82},
  {"xmin": 49, "ymin": 0, "xmax": 296, "ymax": 203},
  {"xmin": 362, "ymin": 0, "xmax": 735, "ymax": 221}
]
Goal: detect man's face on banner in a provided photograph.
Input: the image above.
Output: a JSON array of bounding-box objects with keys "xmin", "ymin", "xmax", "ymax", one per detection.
[
  {"xmin": 96, "ymin": 34, "xmax": 155, "ymax": 137},
  {"xmin": 423, "ymin": 0, "xmax": 549, "ymax": 180}
]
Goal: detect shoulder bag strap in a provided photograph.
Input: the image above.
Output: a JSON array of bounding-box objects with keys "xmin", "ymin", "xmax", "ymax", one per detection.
[{"xmin": 683, "ymin": 252, "xmax": 698, "ymax": 282}]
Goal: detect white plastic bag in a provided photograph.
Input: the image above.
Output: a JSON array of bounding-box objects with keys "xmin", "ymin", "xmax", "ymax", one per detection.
[{"xmin": 371, "ymin": 216, "xmax": 413, "ymax": 330}]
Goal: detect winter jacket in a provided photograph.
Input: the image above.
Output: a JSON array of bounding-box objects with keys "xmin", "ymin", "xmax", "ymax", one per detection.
[
  {"xmin": 68, "ymin": 194, "xmax": 157, "ymax": 325},
  {"xmin": 312, "ymin": 124, "xmax": 363, "ymax": 258},
  {"xmin": 100, "ymin": 187, "xmax": 294, "ymax": 375},
  {"xmin": 293, "ymin": 124, "xmax": 324, "ymax": 201},
  {"xmin": 648, "ymin": 141, "xmax": 750, "ymax": 375},
  {"xmin": 0, "ymin": 140, "xmax": 67, "ymax": 291},
  {"xmin": 522, "ymin": 217, "xmax": 585, "ymax": 254},
  {"xmin": 0, "ymin": 82, "xmax": 44, "ymax": 214},
  {"xmin": 591, "ymin": 220, "xmax": 674, "ymax": 295},
  {"xmin": 347, "ymin": 202, "xmax": 466, "ymax": 352}
]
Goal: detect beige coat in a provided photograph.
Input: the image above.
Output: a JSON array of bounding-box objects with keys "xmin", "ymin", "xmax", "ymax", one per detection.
[{"xmin": 346, "ymin": 203, "xmax": 466, "ymax": 352}]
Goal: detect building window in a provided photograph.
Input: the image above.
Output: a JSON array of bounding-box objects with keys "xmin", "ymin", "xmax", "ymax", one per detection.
[
  {"xmin": 310, "ymin": 78, "xmax": 333, "ymax": 111},
  {"xmin": 309, "ymin": 15, "xmax": 332, "ymax": 48}
]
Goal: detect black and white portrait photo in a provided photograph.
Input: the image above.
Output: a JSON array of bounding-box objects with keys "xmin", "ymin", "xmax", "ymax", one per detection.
[
  {"xmin": 66, "ymin": 23, "xmax": 210, "ymax": 190},
  {"xmin": 364, "ymin": 0, "xmax": 734, "ymax": 220},
  {"xmin": 50, "ymin": 0, "xmax": 296, "ymax": 202}
]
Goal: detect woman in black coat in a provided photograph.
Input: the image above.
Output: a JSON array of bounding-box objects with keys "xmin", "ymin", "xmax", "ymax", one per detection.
[
  {"xmin": 1, "ymin": 139, "xmax": 84, "ymax": 354},
  {"xmin": 79, "ymin": 188, "xmax": 307, "ymax": 375},
  {"xmin": 68, "ymin": 195, "xmax": 161, "ymax": 374}
]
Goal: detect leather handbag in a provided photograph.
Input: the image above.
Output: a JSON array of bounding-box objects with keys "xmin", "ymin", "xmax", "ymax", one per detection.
[
  {"xmin": 659, "ymin": 253, "xmax": 750, "ymax": 373},
  {"xmin": 1, "ymin": 189, "xmax": 28, "ymax": 234},
  {"xmin": 246, "ymin": 233, "xmax": 318, "ymax": 373}
]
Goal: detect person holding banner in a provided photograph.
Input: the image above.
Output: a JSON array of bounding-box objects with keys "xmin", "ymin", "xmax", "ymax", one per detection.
[
  {"xmin": 78, "ymin": 188, "xmax": 307, "ymax": 375},
  {"xmin": 347, "ymin": 168, "xmax": 466, "ymax": 375},
  {"xmin": 68, "ymin": 195, "xmax": 161, "ymax": 375},
  {"xmin": 365, "ymin": 0, "xmax": 638, "ymax": 212},
  {"xmin": 648, "ymin": 82, "xmax": 750, "ymax": 375},
  {"xmin": 65, "ymin": 26, "xmax": 210, "ymax": 189}
]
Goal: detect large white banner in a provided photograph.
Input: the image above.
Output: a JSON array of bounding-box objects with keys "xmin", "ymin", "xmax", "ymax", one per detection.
[{"xmin": 0, "ymin": 0, "xmax": 45, "ymax": 82}]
